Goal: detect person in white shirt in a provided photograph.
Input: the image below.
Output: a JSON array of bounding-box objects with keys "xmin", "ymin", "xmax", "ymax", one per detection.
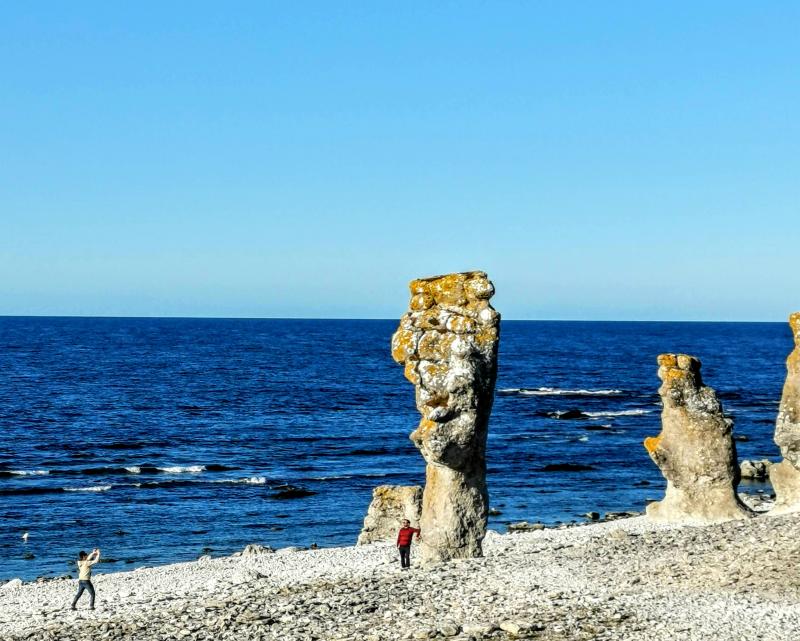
[{"xmin": 70, "ymin": 548, "xmax": 100, "ymax": 610}]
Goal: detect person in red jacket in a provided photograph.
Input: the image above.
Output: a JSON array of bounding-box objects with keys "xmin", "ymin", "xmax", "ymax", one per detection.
[{"xmin": 396, "ymin": 519, "xmax": 421, "ymax": 569}]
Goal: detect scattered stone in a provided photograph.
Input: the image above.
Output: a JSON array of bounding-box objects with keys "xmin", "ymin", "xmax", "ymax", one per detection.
[
  {"xmin": 4, "ymin": 513, "xmax": 800, "ymax": 641},
  {"xmin": 644, "ymin": 354, "xmax": 752, "ymax": 523},
  {"xmin": 391, "ymin": 271, "xmax": 500, "ymax": 564}
]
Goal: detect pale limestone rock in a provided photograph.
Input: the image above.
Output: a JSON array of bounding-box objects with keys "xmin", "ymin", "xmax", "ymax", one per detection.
[
  {"xmin": 644, "ymin": 354, "xmax": 751, "ymax": 523},
  {"xmin": 392, "ymin": 271, "xmax": 500, "ymax": 564},
  {"xmin": 356, "ymin": 485, "xmax": 422, "ymax": 545},
  {"xmin": 739, "ymin": 459, "xmax": 772, "ymax": 480},
  {"xmin": 770, "ymin": 313, "xmax": 800, "ymax": 515}
]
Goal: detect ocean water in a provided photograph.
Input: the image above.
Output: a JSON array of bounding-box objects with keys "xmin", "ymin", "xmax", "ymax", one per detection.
[{"xmin": 0, "ymin": 318, "xmax": 790, "ymax": 581}]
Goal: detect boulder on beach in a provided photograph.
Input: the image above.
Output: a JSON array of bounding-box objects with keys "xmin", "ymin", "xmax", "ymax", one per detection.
[
  {"xmin": 391, "ymin": 271, "xmax": 500, "ymax": 564},
  {"xmin": 356, "ymin": 485, "xmax": 422, "ymax": 545},
  {"xmin": 643, "ymin": 354, "xmax": 752, "ymax": 523},
  {"xmin": 0, "ymin": 578, "xmax": 22, "ymax": 591},
  {"xmin": 770, "ymin": 313, "xmax": 800, "ymax": 516},
  {"xmin": 235, "ymin": 544, "xmax": 274, "ymax": 557}
]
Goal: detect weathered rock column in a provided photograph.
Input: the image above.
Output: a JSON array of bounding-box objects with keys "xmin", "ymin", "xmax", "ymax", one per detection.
[
  {"xmin": 644, "ymin": 354, "xmax": 751, "ymax": 523},
  {"xmin": 770, "ymin": 312, "xmax": 800, "ymax": 516},
  {"xmin": 391, "ymin": 272, "xmax": 500, "ymax": 564},
  {"xmin": 356, "ymin": 485, "xmax": 422, "ymax": 545}
]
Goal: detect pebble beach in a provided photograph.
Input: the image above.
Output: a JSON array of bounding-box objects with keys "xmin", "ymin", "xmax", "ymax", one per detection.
[{"xmin": 3, "ymin": 497, "xmax": 799, "ymax": 641}]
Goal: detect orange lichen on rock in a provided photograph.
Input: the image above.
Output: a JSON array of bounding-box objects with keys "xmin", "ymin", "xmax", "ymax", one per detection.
[
  {"xmin": 643, "ymin": 435, "xmax": 661, "ymax": 454},
  {"xmin": 787, "ymin": 312, "xmax": 800, "ymax": 375}
]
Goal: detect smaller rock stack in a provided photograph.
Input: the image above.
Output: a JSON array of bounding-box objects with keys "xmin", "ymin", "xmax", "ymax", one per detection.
[
  {"xmin": 357, "ymin": 485, "xmax": 422, "ymax": 545},
  {"xmin": 770, "ymin": 313, "xmax": 800, "ymax": 516},
  {"xmin": 644, "ymin": 354, "xmax": 751, "ymax": 523}
]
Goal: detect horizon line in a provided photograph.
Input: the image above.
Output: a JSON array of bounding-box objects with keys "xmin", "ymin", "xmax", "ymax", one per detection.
[{"xmin": 0, "ymin": 314, "xmax": 786, "ymax": 324}]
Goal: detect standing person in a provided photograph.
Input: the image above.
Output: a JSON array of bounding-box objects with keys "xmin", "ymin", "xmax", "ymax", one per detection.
[
  {"xmin": 396, "ymin": 519, "xmax": 420, "ymax": 569},
  {"xmin": 70, "ymin": 548, "xmax": 100, "ymax": 610}
]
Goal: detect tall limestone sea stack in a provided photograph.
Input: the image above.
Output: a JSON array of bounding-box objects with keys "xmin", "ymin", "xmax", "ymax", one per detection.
[
  {"xmin": 391, "ymin": 272, "xmax": 500, "ymax": 564},
  {"xmin": 770, "ymin": 312, "xmax": 800, "ymax": 515},
  {"xmin": 644, "ymin": 354, "xmax": 751, "ymax": 523}
]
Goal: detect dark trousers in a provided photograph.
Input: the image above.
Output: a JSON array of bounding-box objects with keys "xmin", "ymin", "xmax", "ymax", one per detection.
[
  {"xmin": 72, "ymin": 580, "xmax": 95, "ymax": 609},
  {"xmin": 399, "ymin": 545, "xmax": 411, "ymax": 568}
]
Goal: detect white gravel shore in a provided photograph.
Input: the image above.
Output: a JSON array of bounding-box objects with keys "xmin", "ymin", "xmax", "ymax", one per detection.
[{"xmin": 2, "ymin": 506, "xmax": 799, "ymax": 641}]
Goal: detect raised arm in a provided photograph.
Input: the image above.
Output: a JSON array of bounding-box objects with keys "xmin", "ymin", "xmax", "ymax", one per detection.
[{"xmin": 88, "ymin": 548, "xmax": 101, "ymax": 564}]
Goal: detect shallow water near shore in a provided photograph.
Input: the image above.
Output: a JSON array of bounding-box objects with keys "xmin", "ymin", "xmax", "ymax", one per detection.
[{"xmin": 0, "ymin": 318, "xmax": 788, "ymax": 581}]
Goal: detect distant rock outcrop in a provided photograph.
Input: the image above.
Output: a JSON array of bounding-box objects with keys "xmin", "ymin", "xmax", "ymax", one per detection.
[
  {"xmin": 739, "ymin": 459, "xmax": 772, "ymax": 480},
  {"xmin": 644, "ymin": 354, "xmax": 751, "ymax": 523},
  {"xmin": 391, "ymin": 272, "xmax": 500, "ymax": 564},
  {"xmin": 356, "ymin": 485, "xmax": 422, "ymax": 545},
  {"xmin": 770, "ymin": 313, "xmax": 800, "ymax": 516}
]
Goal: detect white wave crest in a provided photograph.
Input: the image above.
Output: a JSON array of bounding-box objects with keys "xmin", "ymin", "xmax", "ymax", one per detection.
[
  {"xmin": 585, "ymin": 409, "xmax": 651, "ymax": 417},
  {"xmin": 124, "ymin": 466, "xmax": 141, "ymax": 474},
  {"xmin": 65, "ymin": 485, "xmax": 112, "ymax": 492},
  {"xmin": 157, "ymin": 466, "xmax": 206, "ymax": 474},
  {"xmin": 9, "ymin": 470, "xmax": 49, "ymax": 476},
  {"xmin": 215, "ymin": 476, "xmax": 268, "ymax": 485},
  {"xmin": 514, "ymin": 387, "xmax": 623, "ymax": 396}
]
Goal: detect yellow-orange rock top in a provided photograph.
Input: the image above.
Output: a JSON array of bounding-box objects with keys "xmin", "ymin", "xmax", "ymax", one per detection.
[
  {"xmin": 657, "ymin": 353, "xmax": 701, "ymax": 382},
  {"xmin": 408, "ymin": 271, "xmax": 494, "ymax": 306},
  {"xmin": 789, "ymin": 313, "xmax": 800, "ymax": 374},
  {"xmin": 790, "ymin": 312, "xmax": 800, "ymax": 340}
]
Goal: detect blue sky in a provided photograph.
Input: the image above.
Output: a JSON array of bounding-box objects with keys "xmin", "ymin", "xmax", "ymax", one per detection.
[{"xmin": 1, "ymin": 2, "xmax": 797, "ymax": 320}]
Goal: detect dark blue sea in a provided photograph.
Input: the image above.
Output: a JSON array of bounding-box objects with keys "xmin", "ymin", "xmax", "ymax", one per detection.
[{"xmin": 0, "ymin": 318, "xmax": 790, "ymax": 581}]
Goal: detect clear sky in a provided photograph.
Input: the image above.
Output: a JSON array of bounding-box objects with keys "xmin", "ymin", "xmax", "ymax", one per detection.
[{"xmin": 1, "ymin": 2, "xmax": 797, "ymax": 320}]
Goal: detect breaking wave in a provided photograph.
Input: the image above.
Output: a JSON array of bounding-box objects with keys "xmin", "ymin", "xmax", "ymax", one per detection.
[
  {"xmin": 499, "ymin": 387, "xmax": 623, "ymax": 397},
  {"xmin": 584, "ymin": 409, "xmax": 652, "ymax": 418},
  {"xmin": 64, "ymin": 485, "xmax": 112, "ymax": 493}
]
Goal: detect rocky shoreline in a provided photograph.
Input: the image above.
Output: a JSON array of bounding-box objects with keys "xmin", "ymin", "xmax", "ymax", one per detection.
[{"xmin": 2, "ymin": 496, "xmax": 798, "ymax": 641}]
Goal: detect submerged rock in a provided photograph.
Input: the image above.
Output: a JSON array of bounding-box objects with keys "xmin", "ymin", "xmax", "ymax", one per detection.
[
  {"xmin": 644, "ymin": 354, "xmax": 751, "ymax": 523},
  {"xmin": 552, "ymin": 409, "xmax": 589, "ymax": 420},
  {"xmin": 356, "ymin": 485, "xmax": 422, "ymax": 545},
  {"xmin": 771, "ymin": 313, "xmax": 800, "ymax": 515},
  {"xmin": 272, "ymin": 486, "xmax": 316, "ymax": 499},
  {"xmin": 391, "ymin": 271, "xmax": 500, "ymax": 563}
]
